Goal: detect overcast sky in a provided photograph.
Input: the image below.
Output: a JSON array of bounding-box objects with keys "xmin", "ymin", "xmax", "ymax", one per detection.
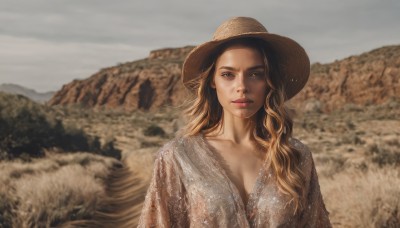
[{"xmin": 1, "ymin": 0, "xmax": 399, "ymax": 92}]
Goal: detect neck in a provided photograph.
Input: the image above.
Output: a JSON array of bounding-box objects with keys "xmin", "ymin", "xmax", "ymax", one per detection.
[{"xmin": 212, "ymin": 111, "xmax": 257, "ymax": 144}]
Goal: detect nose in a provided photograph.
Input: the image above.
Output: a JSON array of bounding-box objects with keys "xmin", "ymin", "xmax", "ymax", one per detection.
[{"xmin": 236, "ymin": 74, "xmax": 248, "ymax": 93}]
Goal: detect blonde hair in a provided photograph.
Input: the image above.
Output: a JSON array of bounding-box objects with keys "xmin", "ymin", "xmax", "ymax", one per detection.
[{"xmin": 183, "ymin": 38, "xmax": 306, "ymax": 213}]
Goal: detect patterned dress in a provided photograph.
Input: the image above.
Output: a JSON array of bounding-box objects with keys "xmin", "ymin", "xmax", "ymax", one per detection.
[{"xmin": 138, "ymin": 134, "xmax": 332, "ymax": 227}]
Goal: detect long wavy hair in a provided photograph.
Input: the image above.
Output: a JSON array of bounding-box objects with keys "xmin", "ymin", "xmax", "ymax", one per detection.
[{"xmin": 182, "ymin": 37, "xmax": 306, "ymax": 213}]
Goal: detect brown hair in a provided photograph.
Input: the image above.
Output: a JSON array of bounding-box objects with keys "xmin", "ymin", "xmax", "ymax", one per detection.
[{"xmin": 183, "ymin": 37, "xmax": 306, "ymax": 213}]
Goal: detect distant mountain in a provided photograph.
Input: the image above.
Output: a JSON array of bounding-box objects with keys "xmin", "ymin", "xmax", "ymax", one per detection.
[
  {"xmin": 0, "ymin": 83, "xmax": 55, "ymax": 104},
  {"xmin": 48, "ymin": 44, "xmax": 400, "ymax": 112}
]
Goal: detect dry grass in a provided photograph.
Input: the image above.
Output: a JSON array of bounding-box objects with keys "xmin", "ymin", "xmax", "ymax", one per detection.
[
  {"xmin": 54, "ymin": 105, "xmax": 181, "ymax": 157},
  {"xmin": 123, "ymin": 147, "xmax": 158, "ymax": 182},
  {"xmin": 0, "ymin": 152, "xmax": 120, "ymax": 227},
  {"xmin": 1, "ymin": 100, "xmax": 398, "ymax": 227},
  {"xmin": 319, "ymin": 165, "xmax": 400, "ymax": 227},
  {"xmin": 62, "ymin": 161, "xmax": 148, "ymax": 228}
]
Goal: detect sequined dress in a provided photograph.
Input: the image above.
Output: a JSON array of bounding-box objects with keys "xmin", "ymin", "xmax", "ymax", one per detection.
[{"xmin": 137, "ymin": 134, "xmax": 332, "ymax": 227}]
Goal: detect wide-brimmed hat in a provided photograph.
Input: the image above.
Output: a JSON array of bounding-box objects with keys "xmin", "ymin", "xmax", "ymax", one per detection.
[{"xmin": 182, "ymin": 16, "xmax": 310, "ymax": 100}]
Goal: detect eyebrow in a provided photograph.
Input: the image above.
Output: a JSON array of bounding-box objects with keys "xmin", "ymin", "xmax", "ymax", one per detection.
[{"xmin": 218, "ymin": 65, "xmax": 265, "ymax": 71}]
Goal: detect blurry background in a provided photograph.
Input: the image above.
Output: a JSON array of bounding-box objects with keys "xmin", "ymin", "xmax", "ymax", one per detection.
[{"xmin": 0, "ymin": 0, "xmax": 399, "ymax": 227}]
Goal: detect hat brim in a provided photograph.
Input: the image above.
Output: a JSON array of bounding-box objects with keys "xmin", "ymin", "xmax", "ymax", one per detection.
[{"xmin": 182, "ymin": 32, "xmax": 310, "ymax": 100}]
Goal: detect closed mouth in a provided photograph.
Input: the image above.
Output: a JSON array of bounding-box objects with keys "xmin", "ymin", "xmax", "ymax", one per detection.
[{"xmin": 232, "ymin": 98, "xmax": 254, "ymax": 103}]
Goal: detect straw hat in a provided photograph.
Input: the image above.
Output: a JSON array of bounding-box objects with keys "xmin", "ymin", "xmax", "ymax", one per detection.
[{"xmin": 182, "ymin": 16, "xmax": 310, "ymax": 100}]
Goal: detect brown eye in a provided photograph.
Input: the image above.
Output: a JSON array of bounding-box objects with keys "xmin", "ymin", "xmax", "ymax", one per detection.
[
  {"xmin": 221, "ymin": 72, "xmax": 234, "ymax": 78},
  {"xmin": 249, "ymin": 71, "xmax": 264, "ymax": 79}
]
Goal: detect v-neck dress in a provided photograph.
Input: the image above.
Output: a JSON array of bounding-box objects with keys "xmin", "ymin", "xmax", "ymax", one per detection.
[{"xmin": 137, "ymin": 135, "xmax": 332, "ymax": 227}]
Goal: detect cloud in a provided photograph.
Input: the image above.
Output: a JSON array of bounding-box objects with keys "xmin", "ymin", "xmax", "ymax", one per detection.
[
  {"xmin": 0, "ymin": 35, "xmax": 149, "ymax": 92},
  {"xmin": 0, "ymin": 0, "xmax": 399, "ymax": 92}
]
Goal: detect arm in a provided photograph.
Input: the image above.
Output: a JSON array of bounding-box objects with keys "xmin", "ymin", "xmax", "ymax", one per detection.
[
  {"xmin": 137, "ymin": 144, "xmax": 189, "ymax": 228},
  {"xmin": 298, "ymin": 151, "xmax": 332, "ymax": 228}
]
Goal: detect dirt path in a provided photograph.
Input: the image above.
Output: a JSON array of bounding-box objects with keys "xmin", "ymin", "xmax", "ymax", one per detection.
[{"xmin": 62, "ymin": 156, "xmax": 149, "ymax": 228}]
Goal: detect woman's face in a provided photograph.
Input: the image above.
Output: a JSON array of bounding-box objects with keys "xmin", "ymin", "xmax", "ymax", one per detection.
[{"xmin": 212, "ymin": 44, "xmax": 268, "ymax": 119}]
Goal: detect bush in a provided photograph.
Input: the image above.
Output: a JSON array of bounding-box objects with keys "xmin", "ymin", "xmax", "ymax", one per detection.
[
  {"xmin": 0, "ymin": 153, "xmax": 120, "ymax": 227},
  {"xmin": 366, "ymin": 143, "xmax": 400, "ymax": 167},
  {"xmin": 0, "ymin": 186, "xmax": 16, "ymax": 227},
  {"xmin": 0, "ymin": 95, "xmax": 54, "ymax": 159},
  {"xmin": 0, "ymin": 92, "xmax": 121, "ymax": 160},
  {"xmin": 99, "ymin": 138, "xmax": 121, "ymax": 160},
  {"xmin": 143, "ymin": 124, "xmax": 166, "ymax": 137}
]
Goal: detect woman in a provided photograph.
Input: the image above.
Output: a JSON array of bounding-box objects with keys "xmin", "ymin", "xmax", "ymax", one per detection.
[{"xmin": 138, "ymin": 17, "xmax": 332, "ymax": 227}]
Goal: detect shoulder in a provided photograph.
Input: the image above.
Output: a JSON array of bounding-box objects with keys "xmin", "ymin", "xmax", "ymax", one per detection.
[
  {"xmin": 289, "ymin": 137, "xmax": 311, "ymax": 154},
  {"xmin": 288, "ymin": 137, "xmax": 314, "ymax": 167},
  {"xmin": 155, "ymin": 135, "xmax": 199, "ymax": 161}
]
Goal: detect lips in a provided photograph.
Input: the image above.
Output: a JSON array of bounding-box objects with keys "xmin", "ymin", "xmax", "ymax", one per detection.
[
  {"xmin": 232, "ymin": 98, "xmax": 253, "ymax": 103},
  {"xmin": 231, "ymin": 98, "xmax": 254, "ymax": 108}
]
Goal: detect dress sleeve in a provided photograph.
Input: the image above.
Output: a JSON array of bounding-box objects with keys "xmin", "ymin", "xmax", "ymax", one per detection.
[
  {"xmin": 137, "ymin": 143, "xmax": 189, "ymax": 228},
  {"xmin": 296, "ymin": 143, "xmax": 332, "ymax": 227}
]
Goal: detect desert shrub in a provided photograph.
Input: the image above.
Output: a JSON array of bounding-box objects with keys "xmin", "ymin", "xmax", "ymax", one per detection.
[
  {"xmin": 320, "ymin": 166, "xmax": 400, "ymax": 227},
  {"xmin": 0, "ymin": 153, "xmax": 120, "ymax": 227},
  {"xmin": 0, "ymin": 92, "xmax": 121, "ymax": 160},
  {"xmin": 340, "ymin": 134, "xmax": 364, "ymax": 145},
  {"xmin": 12, "ymin": 165, "xmax": 103, "ymax": 227},
  {"xmin": 371, "ymin": 150, "xmax": 400, "ymax": 167},
  {"xmin": 315, "ymin": 155, "xmax": 347, "ymax": 177},
  {"xmin": 143, "ymin": 124, "xmax": 166, "ymax": 137},
  {"xmin": 0, "ymin": 93, "xmax": 55, "ymax": 159},
  {"xmin": 345, "ymin": 120, "xmax": 356, "ymax": 130},
  {"xmin": 100, "ymin": 137, "xmax": 121, "ymax": 160},
  {"xmin": 0, "ymin": 185, "xmax": 17, "ymax": 228},
  {"xmin": 386, "ymin": 138, "xmax": 400, "ymax": 147},
  {"xmin": 300, "ymin": 119, "xmax": 318, "ymax": 131},
  {"xmin": 366, "ymin": 143, "xmax": 400, "ymax": 167}
]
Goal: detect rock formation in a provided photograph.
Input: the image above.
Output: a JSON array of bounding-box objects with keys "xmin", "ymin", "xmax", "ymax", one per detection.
[
  {"xmin": 48, "ymin": 45, "xmax": 400, "ymax": 112},
  {"xmin": 290, "ymin": 45, "xmax": 400, "ymax": 112},
  {"xmin": 48, "ymin": 46, "xmax": 194, "ymax": 111}
]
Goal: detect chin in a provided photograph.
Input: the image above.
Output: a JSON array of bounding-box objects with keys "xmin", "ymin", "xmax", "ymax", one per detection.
[{"xmin": 233, "ymin": 110, "xmax": 258, "ymax": 119}]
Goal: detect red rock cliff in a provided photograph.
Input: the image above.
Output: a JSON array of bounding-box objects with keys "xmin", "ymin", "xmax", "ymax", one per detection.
[
  {"xmin": 290, "ymin": 45, "xmax": 400, "ymax": 112},
  {"xmin": 48, "ymin": 45, "xmax": 400, "ymax": 112},
  {"xmin": 48, "ymin": 46, "xmax": 194, "ymax": 111}
]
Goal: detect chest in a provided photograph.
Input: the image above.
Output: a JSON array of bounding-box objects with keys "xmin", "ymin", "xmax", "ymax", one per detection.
[
  {"xmin": 206, "ymin": 140, "xmax": 265, "ymax": 204},
  {"xmin": 174, "ymin": 136, "xmax": 299, "ymax": 226}
]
